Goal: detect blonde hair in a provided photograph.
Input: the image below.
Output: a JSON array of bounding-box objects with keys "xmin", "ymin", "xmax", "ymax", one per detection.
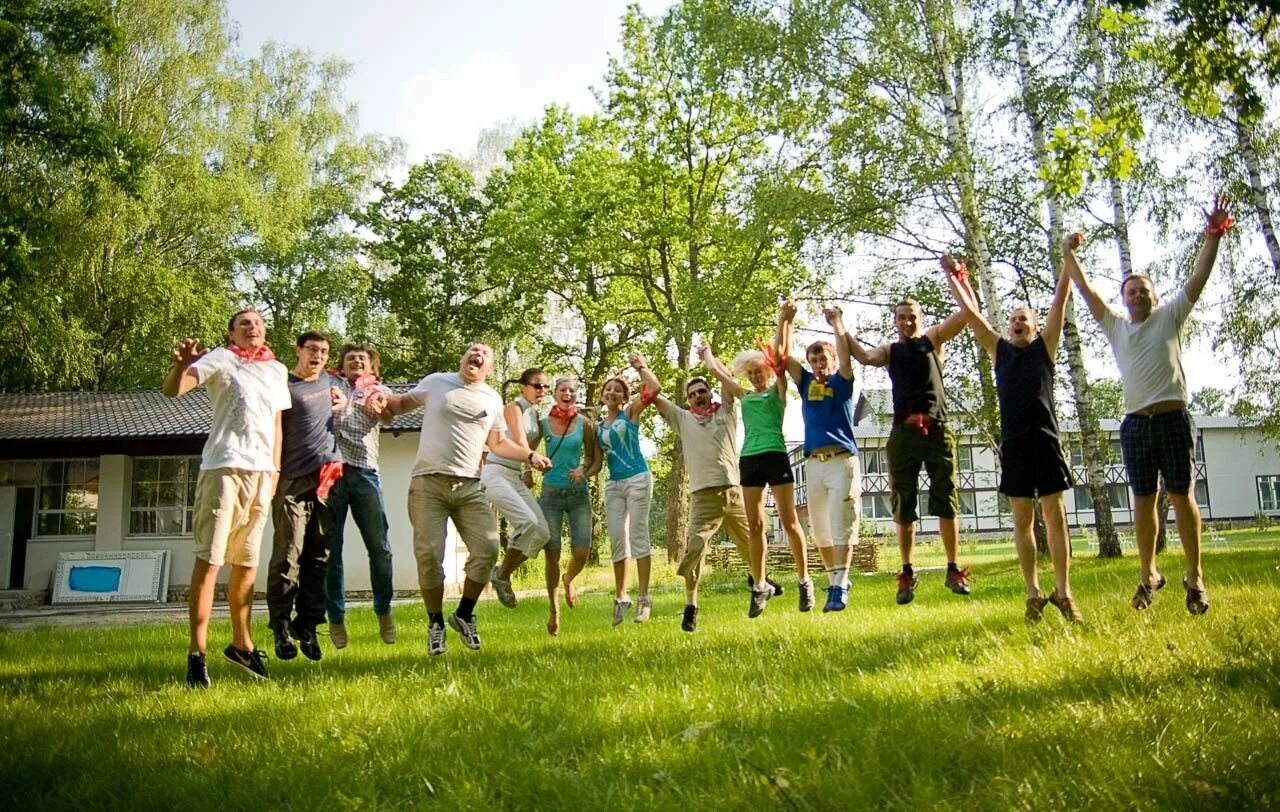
[{"xmin": 731, "ymin": 350, "xmax": 772, "ymax": 380}]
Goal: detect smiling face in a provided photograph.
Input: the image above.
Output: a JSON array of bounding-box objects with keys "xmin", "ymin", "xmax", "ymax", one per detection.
[
  {"xmin": 342, "ymin": 350, "xmax": 372, "ymax": 382},
  {"xmin": 458, "ymin": 343, "xmax": 495, "ymax": 383},
  {"xmin": 1122, "ymin": 275, "xmax": 1156, "ymax": 322},
  {"xmin": 521, "ymin": 372, "xmax": 550, "ymax": 405},
  {"xmin": 894, "ymin": 303, "xmax": 922, "ymax": 340},
  {"xmin": 227, "ymin": 310, "xmax": 266, "ymax": 351},
  {"xmin": 294, "ymin": 339, "xmax": 330, "ymax": 380},
  {"xmin": 1007, "ymin": 307, "xmax": 1038, "ymax": 347},
  {"xmin": 553, "ymin": 378, "xmax": 578, "ymax": 409},
  {"xmin": 686, "ymin": 378, "xmax": 713, "ymax": 411},
  {"xmin": 601, "ymin": 378, "xmax": 629, "ymax": 408},
  {"xmin": 742, "ymin": 358, "xmax": 773, "ymax": 392}
]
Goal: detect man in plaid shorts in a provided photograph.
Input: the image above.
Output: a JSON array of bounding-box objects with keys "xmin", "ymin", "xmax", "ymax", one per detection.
[{"xmin": 1066, "ymin": 194, "xmax": 1233, "ymax": 615}]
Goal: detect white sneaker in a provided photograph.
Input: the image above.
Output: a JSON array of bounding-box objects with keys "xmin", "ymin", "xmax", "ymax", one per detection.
[
  {"xmin": 634, "ymin": 596, "xmax": 652, "ymax": 623},
  {"xmin": 612, "ymin": 599, "xmax": 632, "ymax": 626},
  {"xmin": 448, "ymin": 612, "xmax": 482, "ymax": 650},
  {"xmin": 427, "ymin": 622, "xmax": 446, "ymax": 656},
  {"xmin": 329, "ymin": 622, "xmax": 348, "ymax": 650},
  {"xmin": 378, "ymin": 613, "xmax": 397, "ymax": 644}
]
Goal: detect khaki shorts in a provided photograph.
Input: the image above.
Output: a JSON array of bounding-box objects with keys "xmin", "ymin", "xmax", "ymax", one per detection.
[
  {"xmin": 191, "ymin": 467, "xmax": 275, "ymax": 567},
  {"xmin": 408, "ymin": 474, "xmax": 500, "ymax": 591}
]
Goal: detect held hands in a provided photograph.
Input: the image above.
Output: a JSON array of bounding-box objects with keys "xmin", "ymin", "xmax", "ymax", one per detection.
[
  {"xmin": 628, "ymin": 352, "xmax": 648, "ymax": 370},
  {"xmin": 362, "ymin": 388, "xmax": 388, "ymax": 417},
  {"xmin": 1204, "ymin": 193, "xmax": 1233, "ymax": 237},
  {"xmin": 1063, "ymin": 232, "xmax": 1085, "ymax": 253},
  {"xmin": 779, "ymin": 298, "xmax": 798, "ymax": 322},
  {"xmin": 171, "ymin": 338, "xmax": 202, "ymax": 366},
  {"xmin": 697, "ymin": 343, "xmax": 712, "ymax": 360},
  {"xmin": 330, "ymin": 386, "xmax": 348, "ymax": 412},
  {"xmin": 822, "ymin": 305, "xmax": 844, "ymax": 328},
  {"xmin": 568, "ymin": 466, "xmax": 587, "ymax": 484},
  {"xmin": 528, "ymin": 452, "xmax": 552, "ymax": 472}
]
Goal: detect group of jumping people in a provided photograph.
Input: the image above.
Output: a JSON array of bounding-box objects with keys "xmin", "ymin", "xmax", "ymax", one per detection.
[{"xmin": 165, "ymin": 196, "xmax": 1231, "ymax": 686}]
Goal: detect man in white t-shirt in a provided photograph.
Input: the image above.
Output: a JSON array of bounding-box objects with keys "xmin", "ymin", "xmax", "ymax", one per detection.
[
  {"xmin": 652, "ymin": 360, "xmax": 757, "ymax": 632},
  {"xmin": 384, "ymin": 344, "xmax": 551, "ymax": 655},
  {"xmin": 163, "ymin": 309, "xmax": 291, "ymax": 687},
  {"xmin": 1065, "ymin": 194, "xmax": 1232, "ymax": 616}
]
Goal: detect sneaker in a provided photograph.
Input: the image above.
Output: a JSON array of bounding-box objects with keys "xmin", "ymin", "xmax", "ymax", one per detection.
[
  {"xmin": 427, "ymin": 621, "xmax": 446, "ymax": 656},
  {"xmin": 1183, "ymin": 579, "xmax": 1209, "ymax": 615},
  {"xmin": 822, "ymin": 584, "xmax": 848, "ymax": 613},
  {"xmin": 186, "ymin": 652, "xmax": 210, "ymax": 689},
  {"xmin": 291, "ymin": 622, "xmax": 322, "ymax": 662},
  {"xmin": 1130, "ymin": 573, "xmax": 1167, "ymax": 611},
  {"xmin": 378, "ymin": 613, "xmax": 398, "ymax": 644},
  {"xmin": 944, "ymin": 566, "xmax": 972, "ymax": 596},
  {"xmin": 896, "ymin": 570, "xmax": 919, "ymax": 605},
  {"xmin": 329, "ymin": 622, "xmax": 348, "ymax": 650},
  {"xmin": 273, "ymin": 627, "xmax": 298, "ymax": 661},
  {"xmin": 747, "ymin": 575, "xmax": 785, "ymax": 597},
  {"xmin": 748, "ymin": 587, "xmax": 771, "ymax": 619},
  {"xmin": 448, "ymin": 612, "xmax": 482, "ymax": 650},
  {"xmin": 634, "ymin": 596, "xmax": 652, "ymax": 624},
  {"xmin": 798, "ymin": 579, "xmax": 815, "ymax": 613},
  {"xmin": 223, "ymin": 644, "xmax": 270, "ymax": 680},
  {"xmin": 491, "ymin": 567, "xmax": 517, "ymax": 608},
  {"xmin": 1025, "ymin": 591, "xmax": 1049, "ymax": 623},
  {"xmin": 1048, "ymin": 590, "xmax": 1083, "ymax": 623},
  {"xmin": 612, "ymin": 599, "xmax": 632, "ymax": 626},
  {"xmin": 681, "ymin": 604, "xmax": 698, "ymax": 632}
]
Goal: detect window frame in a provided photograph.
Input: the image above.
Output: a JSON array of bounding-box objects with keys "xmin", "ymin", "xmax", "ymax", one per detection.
[
  {"xmin": 129, "ymin": 456, "xmax": 202, "ymax": 537},
  {"xmin": 35, "ymin": 459, "xmax": 100, "ymax": 538}
]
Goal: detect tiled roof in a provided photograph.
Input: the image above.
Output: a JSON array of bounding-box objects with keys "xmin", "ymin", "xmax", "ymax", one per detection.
[{"xmin": 0, "ymin": 385, "xmax": 426, "ymax": 441}]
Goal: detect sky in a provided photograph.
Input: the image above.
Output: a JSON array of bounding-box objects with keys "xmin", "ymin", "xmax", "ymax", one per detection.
[{"xmin": 224, "ymin": 0, "xmax": 1235, "ymax": 402}]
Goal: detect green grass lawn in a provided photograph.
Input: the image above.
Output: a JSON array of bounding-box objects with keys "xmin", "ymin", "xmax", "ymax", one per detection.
[{"xmin": 2, "ymin": 539, "xmax": 1278, "ymax": 810}]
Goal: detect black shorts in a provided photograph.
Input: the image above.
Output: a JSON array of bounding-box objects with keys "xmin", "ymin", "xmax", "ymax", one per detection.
[
  {"xmin": 1120, "ymin": 409, "xmax": 1194, "ymax": 496},
  {"xmin": 739, "ymin": 451, "xmax": 795, "ymax": 488},
  {"xmin": 998, "ymin": 432, "xmax": 1073, "ymax": 499}
]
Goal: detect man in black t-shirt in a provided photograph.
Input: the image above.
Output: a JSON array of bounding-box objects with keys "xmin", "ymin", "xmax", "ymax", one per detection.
[
  {"xmin": 845, "ymin": 272, "xmax": 969, "ymax": 605},
  {"xmin": 946, "ymin": 239, "xmax": 1081, "ymax": 623},
  {"xmin": 266, "ymin": 331, "xmax": 346, "ymax": 663}
]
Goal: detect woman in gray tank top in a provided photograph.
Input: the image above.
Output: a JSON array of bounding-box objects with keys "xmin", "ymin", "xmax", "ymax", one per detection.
[{"xmin": 484, "ymin": 369, "xmax": 559, "ymax": 633}]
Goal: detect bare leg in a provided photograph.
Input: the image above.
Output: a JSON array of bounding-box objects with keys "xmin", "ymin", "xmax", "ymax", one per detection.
[
  {"xmin": 227, "ymin": 564, "xmax": 257, "ymax": 651},
  {"xmin": 1132, "ymin": 492, "xmax": 1161, "ymax": 586},
  {"xmin": 1040, "ymin": 492, "xmax": 1072, "ymax": 597},
  {"xmin": 564, "ymin": 547, "xmax": 589, "ymax": 587},
  {"xmin": 460, "ymin": 577, "xmax": 485, "ymax": 601},
  {"xmin": 896, "ymin": 521, "xmax": 915, "ymax": 567},
  {"xmin": 497, "ymin": 548, "xmax": 528, "ymax": 580},
  {"xmin": 421, "ymin": 585, "xmax": 444, "ymax": 615},
  {"xmin": 773, "ymin": 484, "xmax": 809, "ymax": 580},
  {"xmin": 938, "ymin": 517, "xmax": 960, "ymax": 564},
  {"xmin": 188, "ymin": 558, "xmax": 219, "ymax": 654},
  {"xmin": 613, "ymin": 559, "xmax": 629, "ymax": 600},
  {"xmin": 742, "ymin": 485, "xmax": 768, "ymax": 585},
  {"xmin": 636, "ymin": 555, "xmax": 651, "ymax": 596},
  {"xmin": 1009, "ymin": 497, "xmax": 1041, "ymax": 598},
  {"xmin": 546, "ymin": 550, "xmax": 562, "ymax": 633},
  {"xmin": 1169, "ymin": 493, "xmax": 1203, "ymax": 588}
]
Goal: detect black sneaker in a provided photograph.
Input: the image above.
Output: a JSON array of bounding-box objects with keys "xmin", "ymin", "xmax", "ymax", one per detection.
[
  {"xmin": 896, "ymin": 570, "xmax": 919, "ymax": 605},
  {"xmin": 291, "ymin": 622, "xmax": 322, "ymax": 662},
  {"xmin": 944, "ymin": 566, "xmax": 972, "ymax": 596},
  {"xmin": 681, "ymin": 604, "xmax": 698, "ymax": 633},
  {"xmin": 223, "ymin": 644, "xmax": 270, "ymax": 680},
  {"xmin": 273, "ymin": 627, "xmax": 298, "ymax": 660},
  {"xmin": 186, "ymin": 651, "xmax": 210, "ymax": 689}
]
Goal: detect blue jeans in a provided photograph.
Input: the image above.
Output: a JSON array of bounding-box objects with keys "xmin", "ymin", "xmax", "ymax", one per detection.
[
  {"xmin": 539, "ymin": 485, "xmax": 592, "ymax": 551},
  {"xmin": 325, "ymin": 466, "xmax": 393, "ymax": 622}
]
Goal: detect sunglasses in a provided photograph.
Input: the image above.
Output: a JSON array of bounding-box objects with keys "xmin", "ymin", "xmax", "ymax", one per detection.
[{"xmin": 526, "ymin": 383, "xmax": 549, "ymax": 390}]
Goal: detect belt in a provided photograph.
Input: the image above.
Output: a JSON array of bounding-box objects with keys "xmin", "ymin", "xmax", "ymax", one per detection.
[
  {"xmin": 808, "ymin": 448, "xmax": 851, "ymax": 462},
  {"xmin": 1129, "ymin": 401, "xmax": 1185, "ymax": 417}
]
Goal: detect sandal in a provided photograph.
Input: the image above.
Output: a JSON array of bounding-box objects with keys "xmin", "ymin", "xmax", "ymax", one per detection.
[
  {"xmin": 1183, "ymin": 579, "xmax": 1209, "ymax": 615},
  {"xmin": 1025, "ymin": 592, "xmax": 1049, "ymax": 623},
  {"xmin": 1048, "ymin": 590, "xmax": 1083, "ymax": 623}
]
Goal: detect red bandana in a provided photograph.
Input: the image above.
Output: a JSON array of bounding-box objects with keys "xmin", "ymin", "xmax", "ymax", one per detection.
[
  {"xmin": 947, "ymin": 261, "xmax": 970, "ymax": 285},
  {"xmin": 1205, "ymin": 217, "xmax": 1235, "ymax": 238},
  {"xmin": 316, "ymin": 460, "xmax": 344, "ymax": 502},
  {"xmin": 227, "ymin": 343, "xmax": 275, "ymax": 363},
  {"xmin": 905, "ymin": 413, "xmax": 933, "ymax": 436},
  {"xmin": 353, "ymin": 373, "xmax": 380, "ymax": 391},
  {"xmin": 689, "ymin": 402, "xmax": 721, "ymax": 418},
  {"xmin": 756, "ymin": 337, "xmax": 788, "ymax": 374},
  {"xmin": 550, "ymin": 403, "xmax": 578, "ymax": 421},
  {"xmin": 639, "ymin": 386, "xmax": 657, "ymax": 407}
]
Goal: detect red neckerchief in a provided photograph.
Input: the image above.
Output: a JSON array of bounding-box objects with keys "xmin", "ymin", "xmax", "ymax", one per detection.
[
  {"xmin": 689, "ymin": 401, "xmax": 721, "ymax": 418},
  {"xmin": 550, "ymin": 403, "xmax": 578, "ymax": 421},
  {"xmin": 1205, "ymin": 217, "xmax": 1235, "ymax": 238},
  {"xmin": 639, "ymin": 385, "xmax": 657, "ymax": 407},
  {"xmin": 756, "ymin": 337, "xmax": 788, "ymax": 374},
  {"xmin": 947, "ymin": 261, "xmax": 970, "ymax": 285},
  {"xmin": 316, "ymin": 460, "xmax": 344, "ymax": 502},
  {"xmin": 227, "ymin": 343, "xmax": 275, "ymax": 362},
  {"xmin": 905, "ymin": 412, "xmax": 934, "ymax": 436},
  {"xmin": 353, "ymin": 373, "xmax": 380, "ymax": 391}
]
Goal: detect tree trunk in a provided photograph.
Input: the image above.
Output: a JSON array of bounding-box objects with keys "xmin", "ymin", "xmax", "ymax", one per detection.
[
  {"xmin": 1238, "ymin": 114, "xmax": 1280, "ymax": 279},
  {"xmin": 1014, "ymin": 0, "xmax": 1120, "ymax": 556}
]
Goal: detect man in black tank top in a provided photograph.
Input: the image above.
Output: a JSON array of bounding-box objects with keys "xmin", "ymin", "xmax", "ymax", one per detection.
[
  {"xmin": 844, "ymin": 264, "xmax": 970, "ymax": 605},
  {"xmin": 947, "ymin": 242, "xmax": 1082, "ymax": 624}
]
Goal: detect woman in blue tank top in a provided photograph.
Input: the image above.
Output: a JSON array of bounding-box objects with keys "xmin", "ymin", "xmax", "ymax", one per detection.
[
  {"xmin": 596, "ymin": 353, "xmax": 662, "ymax": 625},
  {"xmin": 540, "ymin": 377, "xmax": 601, "ymax": 634}
]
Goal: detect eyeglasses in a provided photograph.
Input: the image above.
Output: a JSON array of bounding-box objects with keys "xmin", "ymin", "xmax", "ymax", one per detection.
[
  {"xmin": 687, "ymin": 388, "xmax": 710, "ymax": 397},
  {"xmin": 300, "ymin": 345, "xmax": 329, "ymax": 356},
  {"xmin": 526, "ymin": 383, "xmax": 549, "ymax": 390}
]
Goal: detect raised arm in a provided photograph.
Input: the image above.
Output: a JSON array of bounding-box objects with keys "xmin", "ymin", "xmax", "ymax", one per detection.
[
  {"xmin": 944, "ymin": 270, "xmax": 999, "ymax": 359},
  {"xmin": 626, "ymin": 352, "xmax": 661, "ymax": 422},
  {"xmin": 776, "ymin": 299, "xmax": 804, "ymax": 385},
  {"xmin": 1184, "ymin": 193, "xmax": 1232, "ymax": 306},
  {"xmin": 1042, "ymin": 238, "xmax": 1077, "ymax": 361},
  {"xmin": 823, "ymin": 306, "xmax": 855, "ymax": 381},
  {"xmin": 1061, "ymin": 235, "xmax": 1108, "ymax": 323},
  {"xmin": 699, "ymin": 344, "xmax": 745, "ymax": 399},
  {"xmin": 161, "ymin": 338, "xmax": 203, "ymax": 397}
]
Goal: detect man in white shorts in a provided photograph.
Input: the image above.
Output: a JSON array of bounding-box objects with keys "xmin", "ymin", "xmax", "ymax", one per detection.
[
  {"xmin": 163, "ymin": 309, "xmax": 290, "ymax": 687},
  {"xmin": 384, "ymin": 344, "xmax": 550, "ymax": 655}
]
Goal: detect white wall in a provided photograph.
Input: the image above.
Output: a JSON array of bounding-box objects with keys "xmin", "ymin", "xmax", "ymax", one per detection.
[{"xmin": 1200, "ymin": 425, "xmax": 1280, "ymax": 518}]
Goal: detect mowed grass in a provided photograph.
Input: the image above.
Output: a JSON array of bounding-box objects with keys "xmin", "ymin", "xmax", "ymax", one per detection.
[{"xmin": 1, "ymin": 540, "xmax": 1278, "ymax": 810}]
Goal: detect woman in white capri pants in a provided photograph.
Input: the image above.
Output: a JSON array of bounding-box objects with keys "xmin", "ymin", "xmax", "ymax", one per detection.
[
  {"xmin": 485, "ymin": 368, "xmax": 559, "ymax": 633},
  {"xmin": 596, "ymin": 353, "xmax": 662, "ymax": 625}
]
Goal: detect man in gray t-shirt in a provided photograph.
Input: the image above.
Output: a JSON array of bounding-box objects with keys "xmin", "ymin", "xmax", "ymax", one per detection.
[
  {"xmin": 384, "ymin": 344, "xmax": 550, "ymax": 655},
  {"xmin": 1066, "ymin": 194, "xmax": 1232, "ymax": 616}
]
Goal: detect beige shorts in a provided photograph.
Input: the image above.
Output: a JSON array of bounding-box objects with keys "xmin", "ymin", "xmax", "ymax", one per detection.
[{"xmin": 191, "ymin": 467, "xmax": 275, "ymax": 567}]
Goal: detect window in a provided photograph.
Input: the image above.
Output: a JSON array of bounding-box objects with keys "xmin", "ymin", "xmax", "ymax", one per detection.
[
  {"xmin": 37, "ymin": 460, "xmax": 99, "ymax": 536},
  {"xmin": 1073, "ymin": 483, "xmax": 1131, "ymax": 512},
  {"xmin": 1194, "ymin": 433, "xmax": 1205, "ymax": 463},
  {"xmin": 1107, "ymin": 439, "xmax": 1123, "ymax": 464},
  {"xmin": 1067, "ymin": 438, "xmax": 1084, "ymax": 467},
  {"xmin": 130, "ymin": 457, "xmax": 200, "ymax": 535},
  {"xmin": 958, "ymin": 491, "xmax": 977, "ymax": 516},
  {"xmin": 862, "ymin": 449, "xmax": 885, "ymax": 475},
  {"xmin": 997, "ymin": 492, "xmax": 1011, "ymax": 515},
  {"xmin": 1194, "ymin": 479, "xmax": 1209, "ymax": 510},
  {"xmin": 956, "ymin": 445, "xmax": 974, "ymax": 472},
  {"xmin": 861, "ymin": 493, "xmax": 893, "ymax": 519},
  {"xmin": 1258, "ymin": 476, "xmax": 1280, "ymax": 512}
]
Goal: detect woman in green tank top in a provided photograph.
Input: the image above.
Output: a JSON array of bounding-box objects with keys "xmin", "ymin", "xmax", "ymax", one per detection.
[{"xmin": 703, "ymin": 344, "xmax": 814, "ymax": 611}]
